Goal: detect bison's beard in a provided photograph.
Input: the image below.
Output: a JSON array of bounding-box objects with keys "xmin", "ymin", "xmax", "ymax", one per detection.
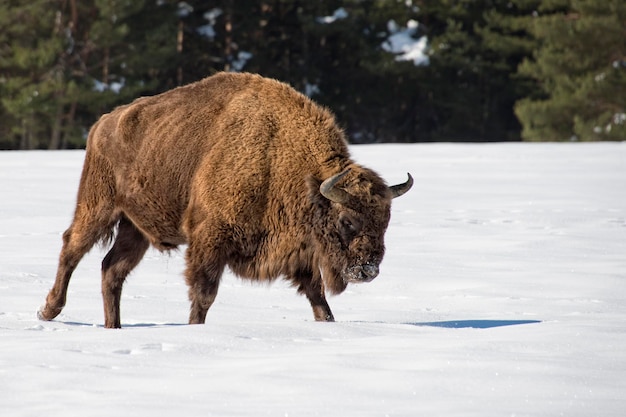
[{"xmin": 319, "ymin": 264, "xmax": 348, "ymax": 295}]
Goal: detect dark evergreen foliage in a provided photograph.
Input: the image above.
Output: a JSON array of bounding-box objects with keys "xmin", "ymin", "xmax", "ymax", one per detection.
[
  {"xmin": 515, "ymin": 0, "xmax": 626, "ymax": 141},
  {"xmin": 0, "ymin": 0, "xmax": 623, "ymax": 148}
]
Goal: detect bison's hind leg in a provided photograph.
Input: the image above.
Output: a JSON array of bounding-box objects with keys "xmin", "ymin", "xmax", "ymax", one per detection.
[
  {"xmin": 37, "ymin": 210, "xmax": 118, "ymax": 323},
  {"xmin": 101, "ymin": 216, "xmax": 149, "ymax": 328},
  {"xmin": 38, "ymin": 152, "xmax": 118, "ymax": 324}
]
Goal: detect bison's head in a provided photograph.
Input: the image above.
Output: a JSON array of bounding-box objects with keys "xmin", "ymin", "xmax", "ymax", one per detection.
[{"xmin": 308, "ymin": 166, "xmax": 412, "ymax": 294}]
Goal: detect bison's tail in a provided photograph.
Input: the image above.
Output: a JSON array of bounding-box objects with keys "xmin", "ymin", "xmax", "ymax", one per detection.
[{"xmin": 72, "ymin": 149, "xmax": 120, "ymax": 251}]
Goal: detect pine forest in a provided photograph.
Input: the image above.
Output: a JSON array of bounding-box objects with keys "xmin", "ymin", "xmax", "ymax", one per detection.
[{"xmin": 0, "ymin": 0, "xmax": 624, "ymax": 149}]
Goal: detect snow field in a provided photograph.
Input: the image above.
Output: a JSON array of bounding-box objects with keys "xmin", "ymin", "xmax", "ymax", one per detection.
[{"xmin": 1, "ymin": 143, "xmax": 625, "ymax": 416}]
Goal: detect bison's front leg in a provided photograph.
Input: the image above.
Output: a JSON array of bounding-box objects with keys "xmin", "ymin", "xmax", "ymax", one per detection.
[
  {"xmin": 184, "ymin": 241, "xmax": 225, "ymax": 324},
  {"xmin": 295, "ymin": 270, "xmax": 335, "ymax": 322},
  {"xmin": 308, "ymin": 292, "xmax": 335, "ymax": 322}
]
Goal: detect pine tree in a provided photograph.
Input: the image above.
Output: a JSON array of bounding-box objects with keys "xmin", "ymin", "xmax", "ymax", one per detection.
[
  {"xmin": 0, "ymin": 0, "xmax": 180, "ymax": 149},
  {"xmin": 179, "ymin": 0, "xmax": 432, "ymax": 143},
  {"xmin": 0, "ymin": 0, "xmax": 66, "ymax": 149},
  {"xmin": 298, "ymin": 0, "xmax": 430, "ymax": 142},
  {"xmin": 416, "ymin": 0, "xmax": 540, "ymax": 141},
  {"xmin": 515, "ymin": 0, "xmax": 626, "ymax": 141},
  {"xmin": 0, "ymin": 4, "xmax": 17, "ymax": 149}
]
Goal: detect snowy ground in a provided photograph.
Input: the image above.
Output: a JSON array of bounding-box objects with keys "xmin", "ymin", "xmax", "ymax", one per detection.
[{"xmin": 1, "ymin": 143, "xmax": 625, "ymax": 416}]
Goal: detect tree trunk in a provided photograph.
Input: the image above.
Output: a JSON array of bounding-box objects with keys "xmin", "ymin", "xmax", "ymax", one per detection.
[
  {"xmin": 49, "ymin": 99, "xmax": 65, "ymax": 150},
  {"xmin": 224, "ymin": 1, "xmax": 233, "ymax": 71},
  {"xmin": 61, "ymin": 101, "xmax": 77, "ymax": 149},
  {"xmin": 177, "ymin": 19, "xmax": 184, "ymax": 85},
  {"xmin": 19, "ymin": 118, "xmax": 28, "ymax": 150},
  {"xmin": 103, "ymin": 46, "xmax": 110, "ymax": 85}
]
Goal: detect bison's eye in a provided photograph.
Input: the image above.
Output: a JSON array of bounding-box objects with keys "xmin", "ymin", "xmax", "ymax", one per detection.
[
  {"xmin": 338, "ymin": 213, "xmax": 362, "ymax": 244},
  {"xmin": 341, "ymin": 218, "xmax": 357, "ymax": 232}
]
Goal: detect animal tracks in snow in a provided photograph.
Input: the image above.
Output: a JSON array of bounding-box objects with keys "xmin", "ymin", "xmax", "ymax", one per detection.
[
  {"xmin": 113, "ymin": 343, "xmax": 180, "ymax": 355},
  {"xmin": 607, "ymin": 217, "xmax": 626, "ymax": 227}
]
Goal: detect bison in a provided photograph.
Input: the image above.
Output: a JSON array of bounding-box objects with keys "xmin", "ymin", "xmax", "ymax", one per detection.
[{"xmin": 37, "ymin": 72, "xmax": 413, "ymax": 328}]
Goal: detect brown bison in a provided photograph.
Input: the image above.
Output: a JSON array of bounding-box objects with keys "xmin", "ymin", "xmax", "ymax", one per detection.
[{"xmin": 37, "ymin": 72, "xmax": 413, "ymax": 328}]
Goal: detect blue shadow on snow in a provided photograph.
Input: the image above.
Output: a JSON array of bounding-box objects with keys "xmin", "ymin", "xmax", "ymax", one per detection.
[
  {"xmin": 408, "ymin": 319, "xmax": 541, "ymax": 329},
  {"xmin": 59, "ymin": 320, "xmax": 186, "ymax": 328}
]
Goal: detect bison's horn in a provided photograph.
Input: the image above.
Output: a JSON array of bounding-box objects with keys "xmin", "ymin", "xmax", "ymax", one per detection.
[
  {"xmin": 390, "ymin": 173, "xmax": 413, "ymax": 198},
  {"xmin": 320, "ymin": 169, "xmax": 351, "ymax": 204}
]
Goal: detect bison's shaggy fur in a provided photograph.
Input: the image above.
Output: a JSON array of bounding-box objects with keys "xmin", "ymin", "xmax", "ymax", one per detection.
[{"xmin": 38, "ymin": 72, "xmax": 412, "ymax": 328}]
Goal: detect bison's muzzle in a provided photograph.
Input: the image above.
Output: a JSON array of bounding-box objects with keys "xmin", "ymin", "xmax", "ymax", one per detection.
[{"xmin": 346, "ymin": 263, "xmax": 380, "ymax": 283}]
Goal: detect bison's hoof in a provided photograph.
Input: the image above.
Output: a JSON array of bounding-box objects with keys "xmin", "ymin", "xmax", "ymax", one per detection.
[
  {"xmin": 314, "ymin": 313, "xmax": 335, "ymax": 322},
  {"xmin": 37, "ymin": 306, "xmax": 49, "ymax": 321},
  {"xmin": 37, "ymin": 304, "xmax": 60, "ymax": 321}
]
